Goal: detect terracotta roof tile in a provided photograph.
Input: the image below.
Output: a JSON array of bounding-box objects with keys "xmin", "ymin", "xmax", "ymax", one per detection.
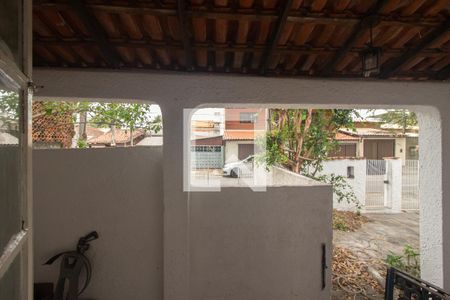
[
  {"xmin": 88, "ymin": 128, "xmax": 145, "ymax": 145},
  {"xmin": 335, "ymin": 131, "xmax": 359, "ymax": 141}
]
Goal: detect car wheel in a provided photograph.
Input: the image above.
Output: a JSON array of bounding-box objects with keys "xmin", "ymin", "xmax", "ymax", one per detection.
[{"xmin": 231, "ymin": 168, "xmax": 240, "ymax": 178}]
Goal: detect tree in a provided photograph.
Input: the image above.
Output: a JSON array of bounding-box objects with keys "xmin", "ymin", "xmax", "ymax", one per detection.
[
  {"xmin": 89, "ymin": 102, "xmax": 161, "ymax": 146},
  {"xmin": 263, "ymin": 109, "xmax": 355, "ymax": 175},
  {"xmin": 372, "ymin": 109, "xmax": 417, "ymax": 134},
  {"xmin": 0, "ymin": 91, "xmax": 19, "ymax": 134},
  {"xmin": 42, "ymin": 101, "xmax": 162, "ymax": 147},
  {"xmin": 261, "ymin": 108, "xmax": 361, "ymax": 210}
]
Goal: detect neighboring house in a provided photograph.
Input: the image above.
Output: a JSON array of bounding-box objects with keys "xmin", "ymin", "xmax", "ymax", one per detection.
[
  {"xmin": 190, "ymin": 135, "xmax": 224, "ymax": 169},
  {"xmin": 331, "ymin": 127, "xmax": 419, "ymax": 160},
  {"xmin": 0, "ymin": 132, "xmax": 18, "ymax": 145},
  {"xmin": 87, "ymin": 128, "xmax": 146, "ymax": 147},
  {"xmin": 74, "ymin": 125, "xmax": 105, "ymax": 140},
  {"xmin": 191, "ymin": 120, "xmax": 221, "ymax": 138},
  {"xmin": 328, "ymin": 131, "xmax": 360, "ymax": 157},
  {"xmin": 136, "ymin": 134, "xmax": 163, "ymax": 146},
  {"xmin": 32, "ymin": 101, "xmax": 75, "ymax": 149},
  {"xmin": 72, "ymin": 125, "xmax": 107, "ymax": 147},
  {"xmin": 223, "ymin": 108, "xmax": 267, "ymax": 163}
]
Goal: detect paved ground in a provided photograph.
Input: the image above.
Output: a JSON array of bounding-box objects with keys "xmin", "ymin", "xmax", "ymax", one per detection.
[
  {"xmin": 334, "ymin": 212, "xmax": 419, "ymax": 261},
  {"xmin": 332, "ymin": 212, "xmax": 419, "ymax": 299}
]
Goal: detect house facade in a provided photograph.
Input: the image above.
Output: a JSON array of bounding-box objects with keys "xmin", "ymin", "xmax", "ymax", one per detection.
[
  {"xmin": 223, "ymin": 108, "xmax": 267, "ymax": 163},
  {"xmin": 331, "ymin": 126, "xmax": 419, "ymax": 161}
]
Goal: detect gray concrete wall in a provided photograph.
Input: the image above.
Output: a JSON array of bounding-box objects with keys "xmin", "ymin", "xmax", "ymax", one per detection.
[
  {"xmin": 0, "ymin": 146, "xmax": 20, "ymax": 252},
  {"xmin": 189, "ymin": 186, "xmax": 332, "ymax": 300},
  {"xmin": 0, "ymin": 146, "xmax": 21, "ymax": 300},
  {"xmin": 33, "ymin": 147, "xmax": 163, "ymax": 300}
]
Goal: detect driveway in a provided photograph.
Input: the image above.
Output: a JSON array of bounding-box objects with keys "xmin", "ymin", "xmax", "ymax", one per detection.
[
  {"xmin": 332, "ymin": 212, "xmax": 419, "ymax": 299},
  {"xmin": 334, "ymin": 212, "xmax": 419, "ymax": 261}
]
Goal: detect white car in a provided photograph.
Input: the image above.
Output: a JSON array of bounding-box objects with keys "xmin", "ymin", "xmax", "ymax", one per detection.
[{"xmin": 222, "ymin": 155, "xmax": 254, "ymax": 178}]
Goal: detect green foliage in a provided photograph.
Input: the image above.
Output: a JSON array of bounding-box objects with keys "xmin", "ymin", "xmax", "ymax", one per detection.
[
  {"xmin": 385, "ymin": 245, "xmax": 420, "ymax": 278},
  {"xmin": 263, "ymin": 109, "xmax": 355, "ymax": 174},
  {"xmin": 261, "ymin": 108, "xmax": 359, "ymax": 208},
  {"xmin": 0, "ymin": 91, "xmax": 19, "ymax": 131},
  {"xmin": 42, "ymin": 101, "xmax": 162, "ymax": 134},
  {"xmin": 333, "ymin": 219, "xmax": 350, "ymax": 231},
  {"xmin": 314, "ymin": 173, "xmax": 362, "ymax": 210},
  {"xmin": 77, "ymin": 139, "xmax": 88, "ymax": 149}
]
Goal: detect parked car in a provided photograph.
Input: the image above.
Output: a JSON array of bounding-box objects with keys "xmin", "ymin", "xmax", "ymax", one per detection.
[{"xmin": 222, "ymin": 155, "xmax": 254, "ymax": 178}]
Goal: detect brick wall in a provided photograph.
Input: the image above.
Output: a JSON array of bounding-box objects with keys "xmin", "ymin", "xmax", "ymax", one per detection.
[{"xmin": 32, "ymin": 101, "xmax": 75, "ymax": 148}]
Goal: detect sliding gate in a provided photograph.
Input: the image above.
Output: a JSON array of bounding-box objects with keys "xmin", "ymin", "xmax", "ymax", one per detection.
[
  {"xmin": 402, "ymin": 160, "xmax": 419, "ymax": 210},
  {"xmin": 366, "ymin": 160, "xmax": 386, "ymax": 208}
]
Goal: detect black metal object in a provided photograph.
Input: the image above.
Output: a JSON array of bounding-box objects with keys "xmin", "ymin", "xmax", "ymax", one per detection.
[
  {"xmin": 385, "ymin": 267, "xmax": 450, "ymax": 300},
  {"xmin": 44, "ymin": 231, "xmax": 99, "ymax": 300},
  {"xmin": 321, "ymin": 243, "xmax": 327, "ymax": 290},
  {"xmin": 34, "ymin": 282, "xmax": 54, "ymax": 300}
]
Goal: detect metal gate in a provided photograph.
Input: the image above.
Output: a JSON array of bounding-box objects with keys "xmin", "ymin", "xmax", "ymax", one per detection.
[
  {"xmin": 366, "ymin": 160, "xmax": 386, "ymax": 208},
  {"xmin": 402, "ymin": 160, "xmax": 419, "ymax": 210},
  {"xmin": 191, "ymin": 146, "xmax": 224, "ymax": 169}
]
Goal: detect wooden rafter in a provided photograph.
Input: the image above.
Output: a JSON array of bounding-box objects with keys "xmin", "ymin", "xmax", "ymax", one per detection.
[
  {"xmin": 34, "ymin": 38, "xmax": 450, "ymax": 57},
  {"xmin": 435, "ymin": 65, "xmax": 450, "ymax": 80},
  {"xmin": 260, "ymin": 0, "xmax": 293, "ymax": 74},
  {"xmin": 379, "ymin": 19, "xmax": 450, "ymax": 79},
  {"xmin": 34, "ymin": 3, "xmax": 444, "ymax": 28},
  {"xmin": 68, "ymin": 0, "xmax": 121, "ymax": 68},
  {"xmin": 320, "ymin": 0, "xmax": 391, "ymax": 76},
  {"xmin": 177, "ymin": 0, "xmax": 194, "ymax": 71}
]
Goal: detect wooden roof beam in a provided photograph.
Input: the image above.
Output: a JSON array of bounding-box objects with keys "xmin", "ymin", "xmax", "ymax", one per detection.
[
  {"xmin": 379, "ymin": 18, "xmax": 450, "ymax": 79},
  {"xmin": 34, "ymin": 3, "xmax": 444, "ymax": 28},
  {"xmin": 34, "ymin": 38, "xmax": 450, "ymax": 57},
  {"xmin": 435, "ymin": 65, "xmax": 450, "ymax": 80},
  {"xmin": 177, "ymin": 0, "xmax": 194, "ymax": 71},
  {"xmin": 320, "ymin": 0, "xmax": 391, "ymax": 76},
  {"xmin": 68, "ymin": 0, "xmax": 121, "ymax": 68},
  {"xmin": 260, "ymin": 0, "xmax": 293, "ymax": 75}
]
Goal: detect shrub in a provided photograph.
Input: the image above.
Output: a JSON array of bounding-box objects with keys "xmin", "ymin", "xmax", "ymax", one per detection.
[{"xmin": 385, "ymin": 245, "xmax": 420, "ymax": 278}]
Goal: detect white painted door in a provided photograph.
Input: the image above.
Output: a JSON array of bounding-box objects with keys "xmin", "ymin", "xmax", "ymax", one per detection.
[{"xmin": 0, "ymin": 2, "xmax": 33, "ymax": 297}]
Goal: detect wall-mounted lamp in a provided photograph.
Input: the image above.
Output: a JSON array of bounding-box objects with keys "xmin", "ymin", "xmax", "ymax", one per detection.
[{"xmin": 362, "ymin": 26, "xmax": 382, "ymax": 78}]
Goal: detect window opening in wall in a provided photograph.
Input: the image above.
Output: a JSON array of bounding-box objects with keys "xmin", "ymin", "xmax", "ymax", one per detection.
[
  {"xmin": 186, "ymin": 106, "xmax": 421, "ymax": 298},
  {"xmin": 32, "ymin": 101, "xmax": 162, "ymax": 149},
  {"xmin": 347, "ymin": 166, "xmax": 355, "ymax": 178}
]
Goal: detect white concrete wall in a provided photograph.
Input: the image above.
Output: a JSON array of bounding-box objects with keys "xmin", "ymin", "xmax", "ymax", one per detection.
[
  {"xmin": 395, "ymin": 137, "xmax": 407, "ymax": 161},
  {"xmin": 33, "ymin": 69, "xmax": 450, "ymax": 292},
  {"xmin": 189, "ymin": 185, "xmax": 332, "ymax": 300},
  {"xmin": 384, "ymin": 158, "xmax": 402, "ymax": 213},
  {"xmin": 320, "ymin": 159, "xmax": 366, "ymax": 211},
  {"xmin": 269, "ymin": 166, "xmax": 328, "ymax": 186},
  {"xmin": 33, "ymin": 147, "xmax": 163, "ymax": 300},
  {"xmin": 418, "ymin": 108, "xmax": 444, "ymax": 286}
]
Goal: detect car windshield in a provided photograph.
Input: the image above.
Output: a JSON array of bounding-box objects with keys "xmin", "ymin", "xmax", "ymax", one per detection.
[{"xmin": 244, "ymin": 156, "xmax": 254, "ymax": 163}]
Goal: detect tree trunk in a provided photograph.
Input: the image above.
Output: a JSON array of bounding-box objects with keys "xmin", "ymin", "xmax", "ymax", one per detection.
[
  {"xmin": 130, "ymin": 127, "xmax": 134, "ymax": 146},
  {"xmin": 110, "ymin": 125, "xmax": 116, "ymax": 147},
  {"xmin": 79, "ymin": 111, "xmax": 87, "ymax": 140}
]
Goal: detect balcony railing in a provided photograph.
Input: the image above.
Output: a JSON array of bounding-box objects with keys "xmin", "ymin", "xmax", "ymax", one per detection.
[{"xmin": 385, "ymin": 267, "xmax": 450, "ymax": 300}]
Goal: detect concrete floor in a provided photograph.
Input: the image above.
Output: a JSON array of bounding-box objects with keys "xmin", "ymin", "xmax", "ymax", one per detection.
[
  {"xmin": 333, "ymin": 212, "xmax": 420, "ymax": 261},
  {"xmin": 332, "ymin": 212, "xmax": 419, "ymax": 299}
]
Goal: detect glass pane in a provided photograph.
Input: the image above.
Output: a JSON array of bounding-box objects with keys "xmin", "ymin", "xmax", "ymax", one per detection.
[
  {"xmin": 0, "ymin": 87, "xmax": 20, "ymax": 251},
  {"xmin": 0, "ymin": 0, "xmax": 22, "ymax": 68},
  {"xmin": 0, "ymin": 255, "xmax": 20, "ymax": 300}
]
